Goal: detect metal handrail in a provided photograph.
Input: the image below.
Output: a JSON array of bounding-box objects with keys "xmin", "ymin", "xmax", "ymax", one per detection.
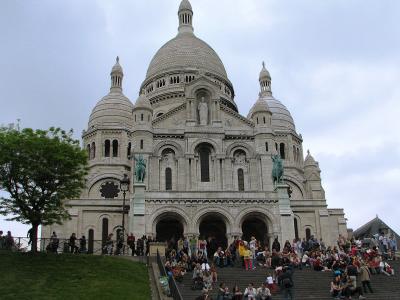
[
  {"xmin": 2, "ymin": 237, "xmax": 135, "ymax": 255},
  {"xmin": 157, "ymin": 249, "xmax": 183, "ymax": 300}
]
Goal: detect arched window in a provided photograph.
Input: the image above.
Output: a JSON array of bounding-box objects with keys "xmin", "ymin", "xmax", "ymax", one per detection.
[
  {"xmin": 263, "ymin": 116, "xmax": 266, "ymax": 124},
  {"xmin": 293, "ymin": 146, "xmax": 296, "ymax": 162},
  {"xmin": 87, "ymin": 144, "xmax": 91, "ymax": 159},
  {"xmin": 88, "ymin": 229, "xmax": 94, "ymax": 254},
  {"xmin": 127, "ymin": 142, "xmax": 131, "ymax": 158},
  {"xmin": 238, "ymin": 168, "xmax": 244, "ymax": 191},
  {"xmin": 140, "ymin": 139, "xmax": 144, "ymax": 150},
  {"xmin": 141, "ymin": 113, "xmax": 144, "ymax": 121},
  {"xmin": 91, "ymin": 142, "xmax": 96, "ymax": 159},
  {"xmin": 275, "ymin": 143, "xmax": 278, "ymax": 151},
  {"xmin": 199, "ymin": 147, "xmax": 210, "ymax": 182},
  {"xmin": 256, "ymin": 117, "xmax": 259, "ymax": 124},
  {"xmin": 104, "ymin": 140, "xmax": 110, "ymax": 157},
  {"xmin": 294, "ymin": 219, "xmax": 299, "ymax": 240},
  {"xmin": 156, "ymin": 112, "xmax": 164, "ymax": 118},
  {"xmin": 265, "ymin": 142, "xmax": 269, "ymax": 152},
  {"xmin": 102, "ymin": 218, "xmax": 108, "ymax": 250},
  {"xmin": 165, "ymin": 168, "xmax": 172, "ymax": 190},
  {"xmin": 280, "ymin": 143, "xmax": 285, "ymax": 159},
  {"xmin": 112, "ymin": 140, "xmax": 118, "ymax": 157},
  {"xmin": 306, "ymin": 228, "xmax": 311, "ymax": 240}
]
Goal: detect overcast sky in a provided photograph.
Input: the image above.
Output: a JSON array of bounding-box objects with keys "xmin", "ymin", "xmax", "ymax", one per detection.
[{"xmin": 1, "ymin": 0, "xmax": 399, "ymax": 237}]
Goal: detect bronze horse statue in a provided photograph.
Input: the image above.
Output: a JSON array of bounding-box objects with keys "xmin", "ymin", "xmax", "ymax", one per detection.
[{"xmin": 271, "ymin": 154, "xmax": 284, "ymax": 185}]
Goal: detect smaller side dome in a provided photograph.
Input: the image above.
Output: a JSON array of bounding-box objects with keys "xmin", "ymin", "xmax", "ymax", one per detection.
[
  {"xmin": 247, "ymin": 98, "xmax": 272, "ymax": 119},
  {"xmin": 133, "ymin": 91, "xmax": 153, "ymax": 112},
  {"xmin": 88, "ymin": 58, "xmax": 133, "ymax": 128}
]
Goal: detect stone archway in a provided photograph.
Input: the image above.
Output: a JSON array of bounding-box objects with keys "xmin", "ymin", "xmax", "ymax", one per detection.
[
  {"xmin": 154, "ymin": 212, "xmax": 185, "ymax": 248},
  {"xmin": 240, "ymin": 212, "xmax": 271, "ymax": 248},
  {"xmin": 198, "ymin": 213, "xmax": 228, "ymax": 257}
]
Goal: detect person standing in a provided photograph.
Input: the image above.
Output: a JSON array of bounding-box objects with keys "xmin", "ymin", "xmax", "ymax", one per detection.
[
  {"xmin": 127, "ymin": 233, "xmax": 135, "ymax": 256},
  {"xmin": 79, "ymin": 235, "xmax": 87, "ymax": 253},
  {"xmin": 5, "ymin": 231, "xmax": 15, "ymax": 250},
  {"xmin": 249, "ymin": 236, "xmax": 257, "ymax": 269},
  {"xmin": 69, "ymin": 233, "xmax": 78, "ymax": 253},
  {"xmin": 360, "ymin": 263, "xmax": 373, "ymax": 294}
]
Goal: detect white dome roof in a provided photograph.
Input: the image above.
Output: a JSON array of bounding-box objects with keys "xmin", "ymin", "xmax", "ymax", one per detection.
[
  {"xmin": 88, "ymin": 92, "xmax": 134, "ymax": 128},
  {"xmin": 260, "ymin": 94, "xmax": 296, "ymax": 131},
  {"xmin": 179, "ymin": 0, "xmax": 192, "ymax": 11},
  {"xmin": 145, "ymin": 32, "xmax": 228, "ymax": 82}
]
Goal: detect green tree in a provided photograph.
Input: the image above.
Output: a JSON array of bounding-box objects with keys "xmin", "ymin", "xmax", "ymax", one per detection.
[{"xmin": 0, "ymin": 127, "xmax": 88, "ymax": 252}]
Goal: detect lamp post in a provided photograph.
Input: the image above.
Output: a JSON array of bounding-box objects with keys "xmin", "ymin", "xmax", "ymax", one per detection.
[{"xmin": 120, "ymin": 174, "xmax": 130, "ymax": 247}]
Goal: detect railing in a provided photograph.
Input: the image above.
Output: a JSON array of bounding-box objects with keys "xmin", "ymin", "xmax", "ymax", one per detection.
[
  {"xmin": 157, "ymin": 249, "xmax": 183, "ymax": 300},
  {"xmin": 3, "ymin": 237, "xmax": 132, "ymax": 255}
]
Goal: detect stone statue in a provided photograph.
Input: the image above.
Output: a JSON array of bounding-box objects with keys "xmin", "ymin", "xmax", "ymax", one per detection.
[
  {"xmin": 271, "ymin": 154, "xmax": 284, "ymax": 185},
  {"xmin": 134, "ymin": 154, "xmax": 146, "ymax": 183},
  {"xmin": 198, "ymin": 97, "xmax": 208, "ymax": 125}
]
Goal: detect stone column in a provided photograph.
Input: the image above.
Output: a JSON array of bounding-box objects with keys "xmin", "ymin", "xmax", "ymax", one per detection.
[
  {"xmin": 129, "ymin": 183, "xmax": 146, "ymax": 238},
  {"xmin": 275, "ymin": 183, "xmax": 295, "ymax": 244}
]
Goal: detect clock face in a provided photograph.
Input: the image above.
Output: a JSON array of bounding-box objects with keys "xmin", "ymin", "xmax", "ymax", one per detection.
[{"xmin": 100, "ymin": 181, "xmax": 120, "ymax": 199}]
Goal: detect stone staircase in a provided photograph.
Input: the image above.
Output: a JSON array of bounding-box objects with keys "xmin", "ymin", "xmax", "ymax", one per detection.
[{"xmin": 177, "ymin": 261, "xmax": 400, "ymax": 299}]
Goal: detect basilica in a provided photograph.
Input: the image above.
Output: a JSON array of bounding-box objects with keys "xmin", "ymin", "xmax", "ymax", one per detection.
[{"xmin": 43, "ymin": 0, "xmax": 347, "ymax": 250}]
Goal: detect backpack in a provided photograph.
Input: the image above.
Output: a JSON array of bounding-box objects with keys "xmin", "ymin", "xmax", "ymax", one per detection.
[{"xmin": 282, "ymin": 278, "xmax": 292, "ymax": 288}]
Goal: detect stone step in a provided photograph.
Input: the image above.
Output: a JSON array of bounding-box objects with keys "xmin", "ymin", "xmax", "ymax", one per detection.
[{"xmin": 178, "ymin": 260, "xmax": 400, "ymax": 300}]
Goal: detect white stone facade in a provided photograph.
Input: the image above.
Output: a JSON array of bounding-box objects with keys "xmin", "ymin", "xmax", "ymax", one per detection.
[{"xmin": 42, "ymin": 0, "xmax": 347, "ymax": 249}]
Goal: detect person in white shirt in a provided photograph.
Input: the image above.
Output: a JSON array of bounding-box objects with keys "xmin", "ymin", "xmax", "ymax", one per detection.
[{"xmin": 244, "ymin": 283, "xmax": 257, "ymax": 300}]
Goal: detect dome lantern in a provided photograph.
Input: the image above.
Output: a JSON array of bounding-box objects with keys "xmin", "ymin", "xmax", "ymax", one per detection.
[
  {"xmin": 259, "ymin": 61, "xmax": 272, "ymax": 97},
  {"xmin": 110, "ymin": 56, "xmax": 123, "ymax": 93},
  {"xmin": 178, "ymin": 0, "xmax": 193, "ymax": 34}
]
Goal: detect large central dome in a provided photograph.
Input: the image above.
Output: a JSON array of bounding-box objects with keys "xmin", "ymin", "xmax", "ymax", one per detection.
[{"xmin": 145, "ymin": 31, "xmax": 228, "ymax": 81}]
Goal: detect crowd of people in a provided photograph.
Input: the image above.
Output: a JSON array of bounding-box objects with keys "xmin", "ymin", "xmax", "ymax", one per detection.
[{"xmin": 160, "ymin": 232, "xmax": 397, "ymax": 300}]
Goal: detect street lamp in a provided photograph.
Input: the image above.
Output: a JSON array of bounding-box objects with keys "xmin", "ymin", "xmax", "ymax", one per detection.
[{"xmin": 120, "ymin": 174, "xmax": 130, "ymax": 247}]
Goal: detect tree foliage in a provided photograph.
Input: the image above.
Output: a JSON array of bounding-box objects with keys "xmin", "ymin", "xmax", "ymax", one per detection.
[{"xmin": 0, "ymin": 127, "xmax": 88, "ymax": 251}]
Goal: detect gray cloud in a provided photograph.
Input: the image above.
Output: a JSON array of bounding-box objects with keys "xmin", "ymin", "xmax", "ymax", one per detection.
[{"xmin": 0, "ymin": 0, "xmax": 399, "ymax": 237}]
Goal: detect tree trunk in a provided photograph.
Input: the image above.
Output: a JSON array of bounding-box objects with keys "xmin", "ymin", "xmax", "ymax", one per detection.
[{"xmin": 30, "ymin": 224, "xmax": 39, "ymax": 253}]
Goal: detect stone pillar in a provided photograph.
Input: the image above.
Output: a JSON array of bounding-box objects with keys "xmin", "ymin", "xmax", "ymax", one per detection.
[
  {"xmin": 275, "ymin": 183, "xmax": 295, "ymax": 244},
  {"xmin": 318, "ymin": 209, "xmax": 331, "ymax": 246},
  {"xmin": 129, "ymin": 183, "xmax": 146, "ymax": 238}
]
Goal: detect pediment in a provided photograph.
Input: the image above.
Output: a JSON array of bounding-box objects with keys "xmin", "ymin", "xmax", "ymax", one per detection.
[
  {"xmin": 220, "ymin": 105, "xmax": 254, "ymax": 129},
  {"xmin": 152, "ymin": 103, "xmax": 187, "ymax": 128}
]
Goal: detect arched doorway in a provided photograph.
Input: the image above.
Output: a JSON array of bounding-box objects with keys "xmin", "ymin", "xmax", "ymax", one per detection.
[
  {"xmin": 241, "ymin": 214, "xmax": 269, "ymax": 248},
  {"xmin": 155, "ymin": 215, "xmax": 184, "ymax": 249},
  {"xmin": 199, "ymin": 214, "xmax": 227, "ymax": 257}
]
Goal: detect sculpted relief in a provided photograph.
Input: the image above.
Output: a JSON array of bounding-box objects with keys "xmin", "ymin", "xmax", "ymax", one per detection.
[{"xmin": 198, "ymin": 96, "xmax": 208, "ymax": 125}]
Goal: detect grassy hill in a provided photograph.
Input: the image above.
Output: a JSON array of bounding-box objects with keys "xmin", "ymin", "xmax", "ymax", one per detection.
[{"xmin": 0, "ymin": 251, "xmax": 150, "ymax": 300}]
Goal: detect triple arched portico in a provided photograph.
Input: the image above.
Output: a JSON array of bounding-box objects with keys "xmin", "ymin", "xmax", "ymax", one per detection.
[{"xmin": 149, "ymin": 205, "xmax": 278, "ymax": 249}]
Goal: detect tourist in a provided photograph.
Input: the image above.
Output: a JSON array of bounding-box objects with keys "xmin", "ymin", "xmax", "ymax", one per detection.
[
  {"xmin": 389, "ymin": 236, "xmax": 397, "ymax": 260},
  {"xmin": 69, "ymin": 233, "xmax": 78, "ymax": 253},
  {"xmin": 79, "ymin": 235, "xmax": 87, "ymax": 253},
  {"xmin": 341, "ymin": 276, "xmax": 366, "ymax": 299},
  {"xmin": 330, "ymin": 275, "xmax": 343, "ymax": 299},
  {"xmin": 232, "ymin": 285, "xmax": 243, "ymax": 300},
  {"xmin": 203, "ymin": 271, "xmax": 213, "ymax": 291},
  {"xmin": 210, "ymin": 263, "xmax": 218, "ymax": 283},
  {"xmin": 272, "ymin": 237, "xmax": 280, "ymax": 252},
  {"xmin": 49, "ymin": 231, "xmax": 59, "ymax": 253},
  {"xmin": 0, "ymin": 231, "xmax": 4, "ymax": 249},
  {"xmin": 243, "ymin": 243, "xmax": 253, "ymax": 270},
  {"xmin": 244, "ymin": 283, "xmax": 257, "ymax": 300},
  {"xmin": 199, "ymin": 237, "xmax": 208, "ymax": 257},
  {"xmin": 190, "ymin": 235, "xmax": 198, "ymax": 256},
  {"xmin": 4, "ymin": 231, "xmax": 14, "ymax": 250},
  {"xmin": 27, "ymin": 228, "xmax": 34, "ymax": 246},
  {"xmin": 127, "ymin": 233, "xmax": 135, "ymax": 256},
  {"xmin": 359, "ymin": 263, "xmax": 373, "ymax": 294},
  {"xmin": 256, "ymin": 282, "xmax": 272, "ymax": 300},
  {"xmin": 279, "ymin": 267, "xmax": 294, "ymax": 300},
  {"xmin": 104, "ymin": 233, "xmax": 113, "ymax": 255},
  {"xmin": 216, "ymin": 283, "xmax": 231, "ymax": 300},
  {"xmin": 195, "ymin": 289, "xmax": 213, "ymax": 300},
  {"xmin": 250, "ymin": 236, "xmax": 257, "ymax": 269}
]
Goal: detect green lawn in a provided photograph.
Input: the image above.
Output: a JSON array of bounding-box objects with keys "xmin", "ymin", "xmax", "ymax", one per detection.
[{"xmin": 0, "ymin": 251, "xmax": 150, "ymax": 300}]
